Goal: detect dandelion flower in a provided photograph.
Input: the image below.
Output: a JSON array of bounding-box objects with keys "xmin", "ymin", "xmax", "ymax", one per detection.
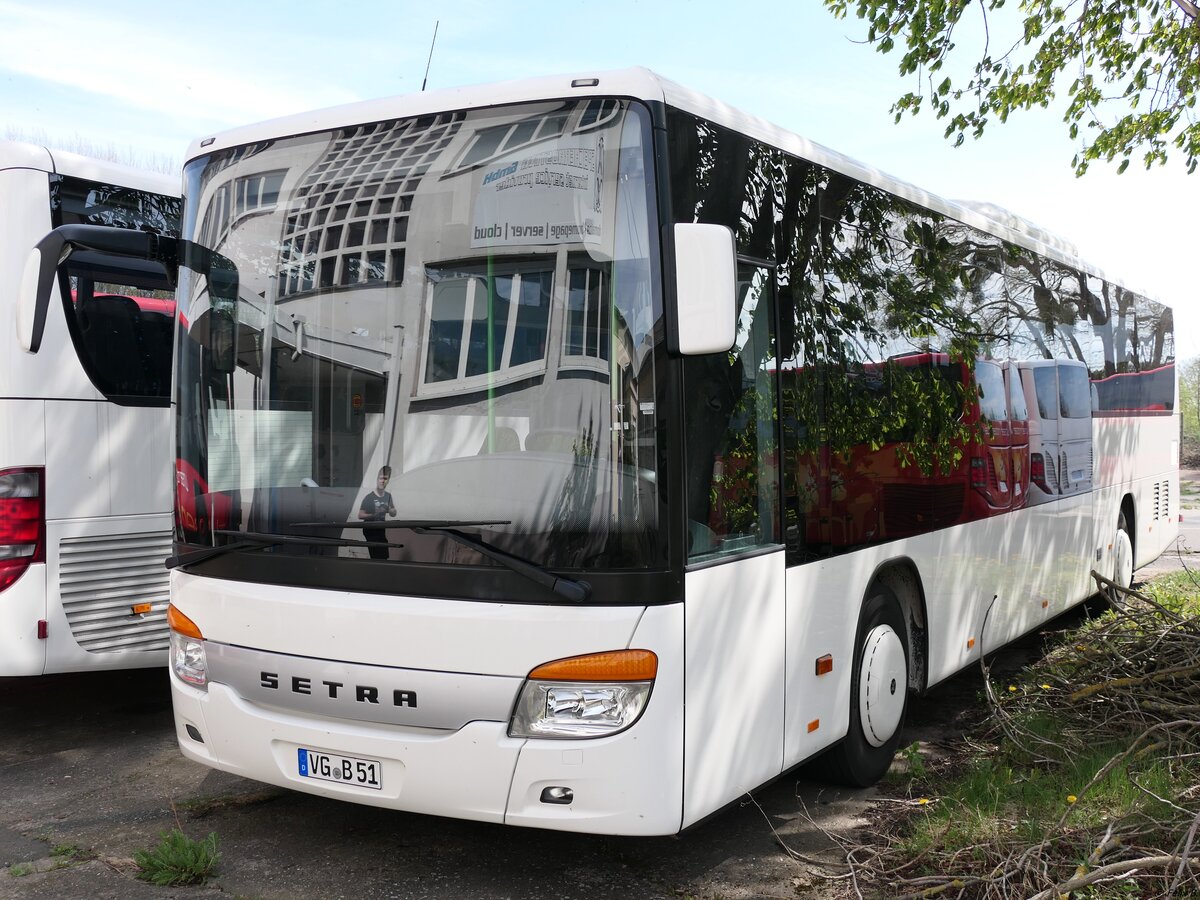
[
  {"xmin": 1008, "ymin": 685, "xmax": 1018, "ymax": 693},
  {"xmin": 1067, "ymin": 795, "xmax": 1077, "ymax": 804},
  {"xmin": 1040, "ymin": 684, "xmax": 1051, "ymax": 690}
]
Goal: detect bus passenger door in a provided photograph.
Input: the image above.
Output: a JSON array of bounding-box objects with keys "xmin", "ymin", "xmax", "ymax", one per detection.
[{"xmin": 681, "ymin": 264, "xmax": 786, "ymax": 829}]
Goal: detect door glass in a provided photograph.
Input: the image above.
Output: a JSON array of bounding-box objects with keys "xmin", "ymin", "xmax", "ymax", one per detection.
[{"xmin": 684, "ymin": 264, "xmax": 780, "ymax": 561}]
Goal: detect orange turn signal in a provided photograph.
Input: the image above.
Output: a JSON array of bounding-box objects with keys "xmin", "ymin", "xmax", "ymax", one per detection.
[
  {"xmin": 815, "ymin": 654, "xmax": 833, "ymax": 676},
  {"xmin": 967, "ymin": 637, "xmax": 976, "ymax": 649},
  {"xmin": 167, "ymin": 604, "xmax": 203, "ymax": 640},
  {"xmin": 130, "ymin": 602, "xmax": 153, "ymax": 616},
  {"xmin": 529, "ymin": 650, "xmax": 657, "ymax": 682},
  {"xmin": 807, "ymin": 719, "xmax": 820, "ymax": 733}
]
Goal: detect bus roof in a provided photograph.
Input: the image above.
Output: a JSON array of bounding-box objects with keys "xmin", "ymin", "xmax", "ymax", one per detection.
[
  {"xmin": 0, "ymin": 139, "xmax": 177, "ymax": 198},
  {"xmin": 182, "ymin": 67, "xmax": 1159, "ymax": 305}
]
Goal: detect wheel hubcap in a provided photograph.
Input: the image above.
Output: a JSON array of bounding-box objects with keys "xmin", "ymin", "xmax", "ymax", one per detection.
[
  {"xmin": 1114, "ymin": 528, "xmax": 1133, "ymax": 590},
  {"xmin": 859, "ymin": 624, "xmax": 906, "ymax": 748}
]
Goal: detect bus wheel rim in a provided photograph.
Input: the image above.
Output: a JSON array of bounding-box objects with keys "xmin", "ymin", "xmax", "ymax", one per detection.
[{"xmin": 858, "ymin": 624, "xmax": 906, "ymax": 748}]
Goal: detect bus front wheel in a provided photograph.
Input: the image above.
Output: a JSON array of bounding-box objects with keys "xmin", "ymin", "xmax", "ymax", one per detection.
[
  {"xmin": 1111, "ymin": 510, "xmax": 1134, "ymax": 602},
  {"xmin": 825, "ymin": 584, "xmax": 909, "ymax": 787}
]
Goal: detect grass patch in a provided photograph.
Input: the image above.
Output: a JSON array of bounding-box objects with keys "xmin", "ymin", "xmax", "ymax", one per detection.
[
  {"xmin": 133, "ymin": 828, "xmax": 220, "ymax": 886},
  {"xmin": 855, "ymin": 574, "xmax": 1200, "ymax": 897},
  {"xmin": 7, "ymin": 863, "xmax": 35, "ymax": 877}
]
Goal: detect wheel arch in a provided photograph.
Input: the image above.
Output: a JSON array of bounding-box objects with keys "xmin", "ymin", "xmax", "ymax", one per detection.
[
  {"xmin": 863, "ymin": 556, "xmax": 928, "ymax": 695},
  {"xmin": 1119, "ymin": 493, "xmax": 1137, "ymax": 560}
]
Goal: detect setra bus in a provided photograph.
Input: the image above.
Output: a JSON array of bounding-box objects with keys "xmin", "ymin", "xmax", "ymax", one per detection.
[
  {"xmin": 1, "ymin": 140, "xmax": 180, "ymax": 675},
  {"xmin": 28, "ymin": 69, "xmax": 1176, "ymax": 833}
]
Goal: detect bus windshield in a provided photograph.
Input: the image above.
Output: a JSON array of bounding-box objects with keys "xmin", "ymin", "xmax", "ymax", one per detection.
[{"xmin": 175, "ymin": 98, "xmax": 665, "ymax": 579}]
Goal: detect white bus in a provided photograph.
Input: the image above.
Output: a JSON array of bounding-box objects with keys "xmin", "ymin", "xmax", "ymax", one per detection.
[
  {"xmin": 0, "ymin": 140, "xmax": 180, "ymax": 675},
  {"xmin": 33, "ymin": 69, "xmax": 1176, "ymax": 833}
]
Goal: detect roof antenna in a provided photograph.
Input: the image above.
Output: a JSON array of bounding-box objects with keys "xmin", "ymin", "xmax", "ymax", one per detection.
[{"xmin": 421, "ymin": 21, "xmax": 439, "ymax": 91}]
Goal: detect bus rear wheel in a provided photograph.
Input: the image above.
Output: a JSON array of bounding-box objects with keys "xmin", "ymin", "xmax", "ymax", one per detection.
[{"xmin": 824, "ymin": 584, "xmax": 909, "ymax": 787}]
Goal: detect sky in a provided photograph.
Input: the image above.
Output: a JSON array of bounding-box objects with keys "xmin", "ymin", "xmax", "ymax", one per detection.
[{"xmin": 2, "ymin": 0, "xmax": 1196, "ymax": 354}]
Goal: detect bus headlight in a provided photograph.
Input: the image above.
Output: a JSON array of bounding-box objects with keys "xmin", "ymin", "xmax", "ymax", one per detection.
[
  {"xmin": 170, "ymin": 631, "xmax": 208, "ymax": 689},
  {"xmin": 168, "ymin": 603, "xmax": 208, "ymax": 689},
  {"xmin": 508, "ymin": 650, "xmax": 656, "ymax": 739}
]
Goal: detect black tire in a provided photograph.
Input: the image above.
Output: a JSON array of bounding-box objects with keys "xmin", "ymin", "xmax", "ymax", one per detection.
[{"xmin": 822, "ymin": 584, "xmax": 909, "ymax": 787}]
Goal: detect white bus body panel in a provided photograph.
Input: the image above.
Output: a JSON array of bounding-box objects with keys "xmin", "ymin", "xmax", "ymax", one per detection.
[
  {"xmin": 171, "ymin": 572, "xmax": 687, "ymax": 835},
  {"xmin": 682, "ymin": 551, "xmax": 784, "ymax": 828},
  {"xmin": 504, "ymin": 603, "xmax": 685, "ymax": 834},
  {"xmin": 1094, "ymin": 412, "xmax": 1179, "ymax": 568}
]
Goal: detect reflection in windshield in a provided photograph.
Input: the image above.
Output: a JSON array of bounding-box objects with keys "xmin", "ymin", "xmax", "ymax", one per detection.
[{"xmin": 175, "ymin": 99, "xmax": 664, "ymax": 575}]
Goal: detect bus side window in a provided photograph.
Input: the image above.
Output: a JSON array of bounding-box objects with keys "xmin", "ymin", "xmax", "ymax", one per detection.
[{"xmin": 78, "ymin": 294, "xmax": 146, "ymax": 395}]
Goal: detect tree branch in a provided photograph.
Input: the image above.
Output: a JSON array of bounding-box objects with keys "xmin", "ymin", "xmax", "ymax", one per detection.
[
  {"xmin": 1029, "ymin": 853, "xmax": 1200, "ymax": 900},
  {"xmin": 1171, "ymin": 0, "xmax": 1199, "ymax": 20}
]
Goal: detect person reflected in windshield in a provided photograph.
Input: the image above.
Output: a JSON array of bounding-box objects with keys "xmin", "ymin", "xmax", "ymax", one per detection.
[{"xmin": 358, "ymin": 466, "xmax": 397, "ymax": 559}]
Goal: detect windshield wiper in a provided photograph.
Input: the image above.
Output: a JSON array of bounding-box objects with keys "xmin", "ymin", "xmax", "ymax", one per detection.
[
  {"xmin": 289, "ymin": 519, "xmax": 592, "ymax": 603},
  {"xmin": 165, "ymin": 530, "xmax": 405, "ymax": 569},
  {"xmin": 414, "ymin": 525, "xmax": 591, "ymax": 603}
]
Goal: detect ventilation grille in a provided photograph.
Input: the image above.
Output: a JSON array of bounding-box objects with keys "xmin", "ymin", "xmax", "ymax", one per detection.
[
  {"xmin": 1043, "ymin": 455, "xmax": 1059, "ymax": 493},
  {"xmin": 1154, "ymin": 481, "xmax": 1171, "ymax": 521},
  {"xmin": 59, "ymin": 531, "xmax": 172, "ymax": 653}
]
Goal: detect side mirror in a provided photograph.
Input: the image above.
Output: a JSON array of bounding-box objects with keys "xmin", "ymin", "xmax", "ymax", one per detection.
[
  {"xmin": 672, "ymin": 223, "xmax": 736, "ymax": 355},
  {"xmin": 18, "ymin": 225, "xmax": 177, "ymax": 353},
  {"xmin": 17, "ymin": 239, "xmax": 57, "ymax": 353},
  {"xmin": 206, "ymin": 253, "xmax": 240, "ymax": 375}
]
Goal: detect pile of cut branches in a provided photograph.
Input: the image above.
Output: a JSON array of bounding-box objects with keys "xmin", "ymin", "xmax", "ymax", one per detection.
[{"xmin": 819, "ymin": 573, "xmax": 1200, "ymax": 899}]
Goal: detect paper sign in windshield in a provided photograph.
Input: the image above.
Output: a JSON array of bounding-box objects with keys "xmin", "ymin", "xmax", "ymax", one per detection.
[{"xmin": 471, "ymin": 137, "xmax": 604, "ymax": 248}]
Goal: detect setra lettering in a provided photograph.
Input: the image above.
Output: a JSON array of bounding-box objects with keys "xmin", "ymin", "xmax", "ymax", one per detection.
[{"xmin": 259, "ymin": 670, "xmax": 417, "ymax": 709}]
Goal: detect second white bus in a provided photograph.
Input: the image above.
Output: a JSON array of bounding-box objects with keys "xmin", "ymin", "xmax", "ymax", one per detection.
[{"xmin": 0, "ymin": 140, "xmax": 180, "ymax": 675}]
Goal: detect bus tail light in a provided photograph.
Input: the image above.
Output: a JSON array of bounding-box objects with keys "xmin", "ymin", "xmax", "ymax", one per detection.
[
  {"xmin": 970, "ymin": 457, "xmax": 987, "ymax": 490},
  {"xmin": 168, "ymin": 604, "xmax": 208, "ymax": 689},
  {"xmin": 1031, "ymin": 453, "xmax": 1050, "ymax": 494},
  {"xmin": 509, "ymin": 650, "xmax": 656, "ymax": 739},
  {"xmin": 0, "ymin": 468, "xmax": 44, "ymax": 594}
]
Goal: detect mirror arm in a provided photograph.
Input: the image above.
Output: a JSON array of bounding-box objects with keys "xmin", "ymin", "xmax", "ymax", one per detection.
[{"xmin": 22, "ymin": 225, "xmax": 182, "ymax": 354}]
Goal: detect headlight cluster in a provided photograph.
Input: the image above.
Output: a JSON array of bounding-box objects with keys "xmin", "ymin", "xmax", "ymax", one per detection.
[
  {"xmin": 168, "ymin": 604, "xmax": 208, "ymax": 689},
  {"xmin": 508, "ymin": 650, "xmax": 657, "ymax": 740}
]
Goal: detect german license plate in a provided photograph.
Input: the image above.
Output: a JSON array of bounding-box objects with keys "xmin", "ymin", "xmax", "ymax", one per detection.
[{"xmin": 297, "ymin": 748, "xmax": 382, "ymax": 790}]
